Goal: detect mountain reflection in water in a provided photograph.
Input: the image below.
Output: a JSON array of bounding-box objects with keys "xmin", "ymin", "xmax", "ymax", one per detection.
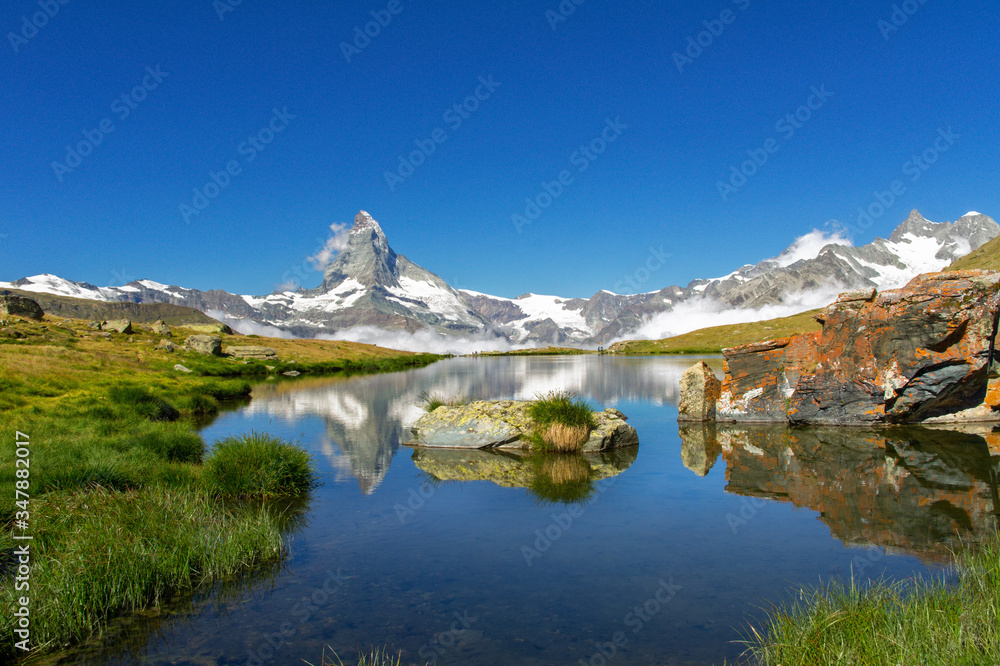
[
  {"xmin": 680, "ymin": 422, "xmax": 1000, "ymax": 562},
  {"xmin": 242, "ymin": 355, "xmax": 711, "ymax": 494}
]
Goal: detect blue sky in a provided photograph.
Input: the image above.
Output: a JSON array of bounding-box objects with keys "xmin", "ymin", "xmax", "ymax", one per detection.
[{"xmin": 3, "ymin": 0, "xmax": 997, "ymax": 299}]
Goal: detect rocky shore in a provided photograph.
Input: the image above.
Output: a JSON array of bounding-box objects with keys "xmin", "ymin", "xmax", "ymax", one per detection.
[{"xmin": 679, "ymin": 270, "xmax": 1000, "ymax": 426}]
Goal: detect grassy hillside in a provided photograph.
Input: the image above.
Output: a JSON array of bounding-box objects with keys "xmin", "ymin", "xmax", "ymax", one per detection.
[
  {"xmin": 609, "ymin": 309, "xmax": 822, "ymax": 355},
  {"xmin": 945, "ymin": 234, "xmax": 1000, "ymax": 272}
]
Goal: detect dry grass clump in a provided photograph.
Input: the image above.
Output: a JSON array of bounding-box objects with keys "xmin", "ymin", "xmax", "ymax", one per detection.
[{"xmin": 540, "ymin": 422, "xmax": 592, "ymax": 452}]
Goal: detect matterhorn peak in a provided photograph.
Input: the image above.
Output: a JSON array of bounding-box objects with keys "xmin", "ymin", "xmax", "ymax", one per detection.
[
  {"xmin": 314, "ymin": 211, "xmax": 399, "ymax": 291},
  {"xmin": 353, "ymin": 210, "xmax": 379, "ymax": 232}
]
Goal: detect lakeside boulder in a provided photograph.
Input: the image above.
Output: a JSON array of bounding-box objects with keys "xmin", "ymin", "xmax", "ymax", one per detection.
[
  {"xmin": 409, "ymin": 400, "xmax": 638, "ymax": 452},
  {"xmin": 678, "ymin": 361, "xmax": 721, "ymax": 422},
  {"xmin": 686, "ymin": 270, "xmax": 1000, "ymax": 426}
]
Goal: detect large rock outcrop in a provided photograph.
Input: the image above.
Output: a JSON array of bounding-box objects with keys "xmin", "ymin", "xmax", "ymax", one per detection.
[
  {"xmin": 409, "ymin": 401, "xmax": 639, "ymax": 452},
  {"xmin": 703, "ymin": 271, "xmax": 1000, "ymax": 425},
  {"xmin": 0, "ymin": 294, "xmax": 44, "ymax": 320}
]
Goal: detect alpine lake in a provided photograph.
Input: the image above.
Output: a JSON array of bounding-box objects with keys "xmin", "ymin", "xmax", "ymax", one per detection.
[{"xmin": 33, "ymin": 354, "xmax": 1000, "ymax": 665}]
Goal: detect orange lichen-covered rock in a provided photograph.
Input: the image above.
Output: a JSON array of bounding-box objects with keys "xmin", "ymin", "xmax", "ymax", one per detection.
[{"xmin": 711, "ymin": 270, "xmax": 1000, "ymax": 425}]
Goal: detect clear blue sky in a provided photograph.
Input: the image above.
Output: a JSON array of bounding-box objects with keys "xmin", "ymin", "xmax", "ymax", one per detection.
[{"xmin": 3, "ymin": 0, "xmax": 997, "ymax": 298}]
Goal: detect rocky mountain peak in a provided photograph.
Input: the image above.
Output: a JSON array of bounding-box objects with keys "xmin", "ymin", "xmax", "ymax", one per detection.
[
  {"xmin": 318, "ymin": 211, "xmax": 399, "ymax": 291},
  {"xmin": 888, "ymin": 210, "xmax": 934, "ymax": 242}
]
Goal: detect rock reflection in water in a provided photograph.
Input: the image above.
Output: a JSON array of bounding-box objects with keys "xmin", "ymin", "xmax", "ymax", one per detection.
[
  {"xmin": 410, "ymin": 446, "xmax": 638, "ymax": 504},
  {"xmin": 679, "ymin": 423, "xmax": 1000, "ymax": 562},
  {"xmin": 243, "ymin": 356, "xmax": 710, "ymax": 494}
]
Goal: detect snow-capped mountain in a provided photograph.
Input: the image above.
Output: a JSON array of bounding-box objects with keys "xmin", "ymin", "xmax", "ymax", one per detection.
[
  {"xmin": 3, "ymin": 210, "xmax": 997, "ymax": 347},
  {"xmin": 458, "ymin": 210, "xmax": 1000, "ymax": 343}
]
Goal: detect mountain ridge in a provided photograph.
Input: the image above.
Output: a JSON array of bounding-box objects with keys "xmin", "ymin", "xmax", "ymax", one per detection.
[{"xmin": 3, "ymin": 210, "xmax": 997, "ymax": 348}]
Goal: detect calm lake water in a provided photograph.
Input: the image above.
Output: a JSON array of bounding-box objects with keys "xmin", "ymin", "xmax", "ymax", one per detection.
[{"xmin": 40, "ymin": 355, "xmax": 1000, "ymax": 665}]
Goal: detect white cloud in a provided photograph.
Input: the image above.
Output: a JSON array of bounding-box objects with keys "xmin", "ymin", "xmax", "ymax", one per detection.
[
  {"xmin": 307, "ymin": 222, "xmax": 351, "ymax": 270},
  {"xmin": 625, "ymin": 283, "xmax": 845, "ymax": 342},
  {"xmin": 771, "ymin": 226, "xmax": 852, "ymax": 268},
  {"xmin": 206, "ymin": 310, "xmax": 298, "ymax": 339},
  {"xmin": 318, "ymin": 325, "xmax": 529, "ymax": 355}
]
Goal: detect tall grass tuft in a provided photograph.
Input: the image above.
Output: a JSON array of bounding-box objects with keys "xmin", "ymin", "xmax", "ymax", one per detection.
[
  {"xmin": 528, "ymin": 391, "xmax": 596, "ymax": 452},
  {"xmin": 204, "ymin": 432, "xmax": 317, "ymax": 499},
  {"xmin": 743, "ymin": 531, "xmax": 1000, "ymax": 665},
  {"xmin": 305, "ymin": 645, "xmax": 403, "ymax": 666}
]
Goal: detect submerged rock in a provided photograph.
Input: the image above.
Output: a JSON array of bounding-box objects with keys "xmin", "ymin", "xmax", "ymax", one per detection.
[{"xmin": 409, "ymin": 401, "xmax": 638, "ymax": 452}]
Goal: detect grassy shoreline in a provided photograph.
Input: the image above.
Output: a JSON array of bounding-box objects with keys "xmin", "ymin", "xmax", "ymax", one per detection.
[
  {"xmin": 742, "ymin": 530, "xmax": 1000, "ymax": 664},
  {"xmin": 0, "ymin": 312, "xmax": 441, "ymax": 659}
]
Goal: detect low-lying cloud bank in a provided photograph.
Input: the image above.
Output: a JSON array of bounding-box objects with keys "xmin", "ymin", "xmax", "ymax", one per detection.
[
  {"xmin": 626, "ymin": 283, "xmax": 845, "ymax": 343},
  {"xmin": 209, "ymin": 310, "xmax": 529, "ymax": 354},
  {"xmin": 318, "ymin": 326, "xmax": 527, "ymax": 355}
]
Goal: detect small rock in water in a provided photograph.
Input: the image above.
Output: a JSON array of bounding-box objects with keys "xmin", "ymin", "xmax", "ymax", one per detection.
[{"xmin": 282, "ymin": 370, "xmax": 301, "ymax": 377}]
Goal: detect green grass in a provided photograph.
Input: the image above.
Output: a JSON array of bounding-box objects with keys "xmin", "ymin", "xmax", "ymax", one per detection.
[
  {"xmin": 204, "ymin": 432, "xmax": 317, "ymax": 499},
  {"xmin": 528, "ymin": 391, "xmax": 597, "ymax": 429},
  {"xmin": 743, "ymin": 531, "xmax": 1000, "ymax": 665},
  {"xmin": 609, "ymin": 309, "xmax": 822, "ymax": 355},
  {"xmin": 305, "ymin": 645, "xmax": 404, "ymax": 666},
  {"xmin": 0, "ymin": 486, "xmax": 283, "ymax": 653},
  {"xmin": 946, "ymin": 233, "xmax": 1000, "ymax": 272}
]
